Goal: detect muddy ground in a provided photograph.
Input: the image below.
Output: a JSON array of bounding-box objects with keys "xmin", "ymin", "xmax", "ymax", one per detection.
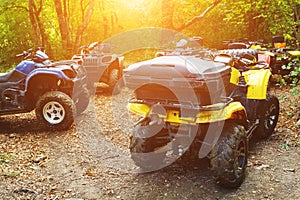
[{"xmin": 0, "ymin": 86, "xmax": 299, "ymax": 200}]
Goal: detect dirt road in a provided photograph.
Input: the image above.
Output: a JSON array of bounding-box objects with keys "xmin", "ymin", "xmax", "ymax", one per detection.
[{"xmin": 0, "ymin": 87, "xmax": 299, "ymax": 200}]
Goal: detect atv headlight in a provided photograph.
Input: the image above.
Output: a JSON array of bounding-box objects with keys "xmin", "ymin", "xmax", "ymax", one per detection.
[{"xmin": 70, "ymin": 63, "xmax": 86, "ymax": 77}]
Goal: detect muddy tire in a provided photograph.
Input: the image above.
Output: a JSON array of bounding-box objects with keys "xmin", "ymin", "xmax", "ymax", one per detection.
[
  {"xmin": 256, "ymin": 94, "xmax": 279, "ymax": 139},
  {"xmin": 75, "ymin": 87, "xmax": 89, "ymax": 115},
  {"xmin": 209, "ymin": 122, "xmax": 248, "ymax": 189},
  {"xmin": 130, "ymin": 136, "xmax": 166, "ymax": 170},
  {"xmin": 108, "ymin": 68, "xmax": 119, "ymax": 87},
  {"xmin": 129, "ymin": 125, "xmax": 168, "ymax": 170},
  {"xmin": 108, "ymin": 68, "xmax": 122, "ymax": 94},
  {"xmin": 36, "ymin": 91, "xmax": 75, "ymax": 131}
]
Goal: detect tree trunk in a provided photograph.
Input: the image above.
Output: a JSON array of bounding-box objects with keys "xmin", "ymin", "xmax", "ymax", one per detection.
[
  {"xmin": 53, "ymin": 0, "xmax": 71, "ymax": 56},
  {"xmin": 159, "ymin": 0, "xmax": 222, "ymax": 31},
  {"xmin": 28, "ymin": 0, "xmax": 41, "ymax": 46},
  {"xmin": 111, "ymin": 11, "xmax": 118, "ymax": 35},
  {"xmin": 159, "ymin": 0, "xmax": 221, "ymax": 45},
  {"xmin": 175, "ymin": 0, "xmax": 222, "ymax": 32},
  {"xmin": 99, "ymin": 1, "xmax": 109, "ymax": 39},
  {"xmin": 160, "ymin": 0, "xmax": 175, "ymax": 30},
  {"xmin": 293, "ymin": 3, "xmax": 299, "ymax": 47},
  {"xmin": 74, "ymin": 0, "xmax": 95, "ymax": 51},
  {"xmin": 28, "ymin": 0, "xmax": 52, "ymax": 54}
]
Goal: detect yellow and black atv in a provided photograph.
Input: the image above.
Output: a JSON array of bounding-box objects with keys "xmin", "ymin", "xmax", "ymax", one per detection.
[{"xmin": 123, "ymin": 52, "xmax": 279, "ymax": 188}]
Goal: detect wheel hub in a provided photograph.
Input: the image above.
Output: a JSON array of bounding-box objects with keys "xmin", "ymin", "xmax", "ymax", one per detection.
[
  {"xmin": 43, "ymin": 101, "xmax": 65, "ymax": 125},
  {"xmin": 265, "ymin": 104, "xmax": 277, "ymax": 129}
]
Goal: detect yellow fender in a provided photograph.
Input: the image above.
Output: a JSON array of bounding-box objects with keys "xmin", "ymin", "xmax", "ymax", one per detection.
[
  {"xmin": 128, "ymin": 102, "xmax": 247, "ymax": 125},
  {"xmin": 287, "ymin": 50, "xmax": 300, "ymax": 57},
  {"xmin": 250, "ymin": 44, "xmax": 267, "ymax": 51},
  {"xmin": 264, "ymin": 51, "xmax": 275, "ymax": 57},
  {"xmin": 230, "ymin": 66, "xmax": 272, "ymax": 100},
  {"xmin": 230, "ymin": 67, "xmax": 240, "ymax": 85},
  {"xmin": 243, "ymin": 69, "xmax": 271, "ymax": 100},
  {"xmin": 127, "ymin": 103, "xmax": 151, "ymax": 117},
  {"xmin": 195, "ymin": 102, "xmax": 246, "ymax": 123}
]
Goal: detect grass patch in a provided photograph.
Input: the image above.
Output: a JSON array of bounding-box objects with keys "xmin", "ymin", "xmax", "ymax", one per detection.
[{"xmin": 0, "ymin": 154, "xmax": 16, "ymax": 164}]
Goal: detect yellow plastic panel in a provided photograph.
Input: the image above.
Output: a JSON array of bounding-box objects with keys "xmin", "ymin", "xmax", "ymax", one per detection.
[
  {"xmin": 195, "ymin": 102, "xmax": 246, "ymax": 123},
  {"xmin": 127, "ymin": 103, "xmax": 150, "ymax": 117},
  {"xmin": 230, "ymin": 67, "xmax": 240, "ymax": 85},
  {"xmin": 288, "ymin": 51, "xmax": 300, "ymax": 56},
  {"xmin": 244, "ymin": 69, "xmax": 271, "ymax": 99}
]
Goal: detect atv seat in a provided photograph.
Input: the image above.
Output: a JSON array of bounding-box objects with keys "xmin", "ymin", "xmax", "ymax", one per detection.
[
  {"xmin": 0, "ymin": 71, "xmax": 14, "ymax": 83},
  {"xmin": 0, "ymin": 70, "xmax": 26, "ymax": 83}
]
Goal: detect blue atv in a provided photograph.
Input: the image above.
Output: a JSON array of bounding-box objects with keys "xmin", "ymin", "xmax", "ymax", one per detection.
[{"xmin": 0, "ymin": 48, "xmax": 89, "ymax": 130}]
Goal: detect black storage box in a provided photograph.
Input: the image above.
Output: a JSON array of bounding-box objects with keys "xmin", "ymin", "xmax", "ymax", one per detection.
[{"xmin": 124, "ymin": 56, "xmax": 232, "ymax": 106}]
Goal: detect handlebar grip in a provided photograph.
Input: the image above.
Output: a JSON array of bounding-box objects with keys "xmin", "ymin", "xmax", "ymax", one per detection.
[
  {"xmin": 16, "ymin": 53, "xmax": 25, "ymax": 57},
  {"xmin": 16, "ymin": 48, "xmax": 35, "ymax": 58}
]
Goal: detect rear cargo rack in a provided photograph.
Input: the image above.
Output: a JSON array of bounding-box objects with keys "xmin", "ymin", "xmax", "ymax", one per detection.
[
  {"xmin": 151, "ymin": 64, "xmax": 175, "ymax": 67},
  {"xmin": 129, "ymin": 97, "xmax": 233, "ymax": 111},
  {"xmin": 50, "ymin": 60, "xmax": 77, "ymax": 67}
]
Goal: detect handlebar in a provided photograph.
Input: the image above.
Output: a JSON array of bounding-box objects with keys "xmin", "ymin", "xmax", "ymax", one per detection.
[
  {"xmin": 216, "ymin": 53, "xmax": 268, "ymax": 71},
  {"xmin": 15, "ymin": 47, "xmax": 50, "ymax": 65},
  {"xmin": 16, "ymin": 48, "xmax": 33, "ymax": 59},
  {"xmin": 234, "ymin": 57, "xmax": 268, "ymax": 72}
]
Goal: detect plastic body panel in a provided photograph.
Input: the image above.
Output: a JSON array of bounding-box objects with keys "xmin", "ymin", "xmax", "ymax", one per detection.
[
  {"xmin": 124, "ymin": 56, "xmax": 232, "ymax": 106},
  {"xmin": 243, "ymin": 69, "xmax": 271, "ymax": 100},
  {"xmin": 128, "ymin": 101, "xmax": 246, "ymax": 124}
]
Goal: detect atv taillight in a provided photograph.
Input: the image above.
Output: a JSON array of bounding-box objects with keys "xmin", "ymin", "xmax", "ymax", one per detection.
[
  {"xmin": 274, "ymin": 42, "xmax": 286, "ymax": 49},
  {"xmin": 230, "ymin": 110, "xmax": 246, "ymax": 120}
]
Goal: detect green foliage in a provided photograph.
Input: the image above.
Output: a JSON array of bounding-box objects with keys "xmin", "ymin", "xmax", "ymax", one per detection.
[
  {"xmin": 290, "ymin": 85, "xmax": 300, "ymax": 97},
  {"xmin": 282, "ymin": 56, "xmax": 300, "ymax": 88},
  {"xmin": 280, "ymin": 142, "xmax": 289, "ymax": 150},
  {"xmin": 282, "ymin": 57, "xmax": 300, "ymax": 102},
  {"xmin": 0, "ymin": 0, "xmax": 35, "ymax": 71},
  {"xmin": 0, "ymin": 154, "xmax": 16, "ymax": 164},
  {"xmin": 0, "ymin": 0, "xmax": 299, "ymax": 70},
  {"xmin": 123, "ymin": 48, "xmax": 160, "ymax": 67},
  {"xmin": 221, "ymin": 0, "xmax": 299, "ymax": 44}
]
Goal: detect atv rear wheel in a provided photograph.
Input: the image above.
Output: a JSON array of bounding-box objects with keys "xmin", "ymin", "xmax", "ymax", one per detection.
[
  {"xmin": 256, "ymin": 94, "xmax": 279, "ymax": 139},
  {"xmin": 130, "ymin": 136, "xmax": 166, "ymax": 171},
  {"xmin": 36, "ymin": 91, "xmax": 75, "ymax": 130},
  {"xmin": 129, "ymin": 125, "xmax": 169, "ymax": 171},
  {"xmin": 209, "ymin": 122, "xmax": 248, "ymax": 189}
]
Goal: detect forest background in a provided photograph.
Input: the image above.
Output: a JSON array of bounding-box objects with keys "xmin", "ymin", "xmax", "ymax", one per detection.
[{"xmin": 0, "ymin": 0, "xmax": 299, "ymax": 71}]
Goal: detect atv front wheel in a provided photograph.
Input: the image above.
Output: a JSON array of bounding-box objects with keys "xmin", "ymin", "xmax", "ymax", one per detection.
[
  {"xmin": 108, "ymin": 68, "xmax": 120, "ymax": 87},
  {"xmin": 256, "ymin": 94, "xmax": 279, "ymax": 139},
  {"xmin": 108, "ymin": 68, "xmax": 123, "ymax": 94},
  {"xmin": 209, "ymin": 122, "xmax": 248, "ymax": 188},
  {"xmin": 36, "ymin": 91, "xmax": 75, "ymax": 130}
]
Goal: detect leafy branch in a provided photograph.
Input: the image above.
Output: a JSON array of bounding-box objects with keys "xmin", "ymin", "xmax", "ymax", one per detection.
[{"xmin": 176, "ymin": 0, "xmax": 222, "ymax": 31}]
